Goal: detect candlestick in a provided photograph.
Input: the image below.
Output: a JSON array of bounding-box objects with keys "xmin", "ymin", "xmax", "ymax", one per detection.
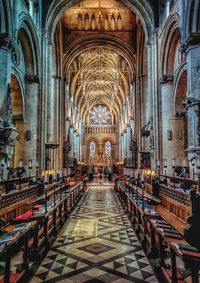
[
  {"xmin": 141, "ymin": 170, "xmax": 144, "ymax": 182},
  {"xmin": 19, "ymin": 159, "xmax": 23, "ymax": 168},
  {"xmin": 44, "ymin": 174, "xmax": 48, "ymax": 183},
  {"xmin": 29, "ymin": 160, "xmax": 32, "ymax": 168}
]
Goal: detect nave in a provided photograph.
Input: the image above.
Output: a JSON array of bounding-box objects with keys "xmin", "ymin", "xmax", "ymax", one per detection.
[{"xmin": 31, "ymin": 181, "xmax": 157, "ymax": 283}]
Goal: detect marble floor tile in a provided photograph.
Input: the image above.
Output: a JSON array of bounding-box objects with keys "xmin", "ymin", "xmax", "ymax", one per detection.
[{"xmin": 30, "ymin": 181, "xmax": 158, "ymax": 283}]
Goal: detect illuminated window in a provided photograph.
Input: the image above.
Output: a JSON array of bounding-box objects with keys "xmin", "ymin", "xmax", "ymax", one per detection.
[
  {"xmin": 90, "ymin": 105, "xmax": 110, "ymax": 125},
  {"xmin": 90, "ymin": 141, "xmax": 96, "ymax": 156},
  {"xmin": 105, "ymin": 141, "xmax": 111, "ymax": 156}
]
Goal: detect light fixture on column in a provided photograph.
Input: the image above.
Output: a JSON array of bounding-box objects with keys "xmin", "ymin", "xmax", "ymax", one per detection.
[
  {"xmin": 1, "ymin": 160, "xmax": 5, "ymax": 181},
  {"xmin": 167, "ymin": 129, "xmax": 172, "ymax": 140},
  {"xmin": 191, "ymin": 159, "xmax": 196, "ymax": 180},
  {"xmin": 28, "ymin": 159, "xmax": 32, "ymax": 178},
  {"xmin": 156, "ymin": 160, "xmax": 160, "ymax": 179},
  {"xmin": 163, "ymin": 159, "xmax": 167, "ymax": 178}
]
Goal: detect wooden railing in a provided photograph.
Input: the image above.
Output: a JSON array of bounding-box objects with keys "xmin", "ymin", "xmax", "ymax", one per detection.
[{"xmin": 85, "ymin": 125, "xmax": 116, "ymax": 134}]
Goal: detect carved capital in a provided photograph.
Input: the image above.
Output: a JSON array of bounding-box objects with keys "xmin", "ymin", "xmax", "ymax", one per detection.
[
  {"xmin": 0, "ymin": 33, "xmax": 20, "ymax": 65},
  {"xmin": 182, "ymin": 97, "xmax": 200, "ymax": 110},
  {"xmin": 160, "ymin": 74, "xmax": 173, "ymax": 84},
  {"xmin": 25, "ymin": 74, "xmax": 40, "ymax": 84},
  {"xmin": 184, "ymin": 33, "xmax": 200, "ymax": 50},
  {"xmin": 52, "ymin": 75, "xmax": 62, "ymax": 80}
]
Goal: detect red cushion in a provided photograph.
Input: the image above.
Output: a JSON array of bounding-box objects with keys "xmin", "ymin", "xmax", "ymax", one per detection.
[
  {"xmin": 33, "ymin": 204, "xmax": 41, "ymax": 209},
  {"xmin": 166, "ymin": 268, "xmax": 184, "ymax": 280},
  {"xmin": 13, "ymin": 210, "xmax": 33, "ymax": 223},
  {"xmin": 48, "ymin": 218, "xmax": 53, "ymax": 227},
  {"xmin": 0, "ymin": 273, "xmax": 20, "ymax": 283}
]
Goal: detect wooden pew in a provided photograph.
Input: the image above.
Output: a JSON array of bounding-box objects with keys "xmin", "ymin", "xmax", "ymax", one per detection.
[{"xmin": 0, "ymin": 222, "xmax": 36, "ymax": 283}]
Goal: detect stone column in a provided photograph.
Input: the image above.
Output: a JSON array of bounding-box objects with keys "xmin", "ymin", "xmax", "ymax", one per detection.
[
  {"xmin": 46, "ymin": 44, "xmax": 54, "ymax": 143},
  {"xmin": 68, "ymin": 127, "xmax": 74, "ymax": 159},
  {"xmin": 160, "ymin": 75, "xmax": 185, "ymax": 174},
  {"xmin": 76, "ymin": 134, "xmax": 80, "ymax": 162},
  {"xmin": 23, "ymin": 75, "xmax": 39, "ymax": 167},
  {"xmin": 0, "ymin": 34, "xmax": 19, "ymax": 108},
  {"xmin": 186, "ymin": 35, "xmax": 200, "ymax": 101},
  {"xmin": 184, "ymin": 98, "xmax": 200, "ymax": 177}
]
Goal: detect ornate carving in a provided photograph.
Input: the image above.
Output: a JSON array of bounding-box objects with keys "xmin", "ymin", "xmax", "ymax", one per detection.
[
  {"xmin": 141, "ymin": 121, "xmax": 150, "ymax": 138},
  {"xmin": 76, "ymin": 11, "xmax": 123, "ymax": 31},
  {"xmin": 0, "ymin": 33, "xmax": 20, "ymax": 65},
  {"xmin": 25, "ymin": 74, "xmax": 40, "ymax": 83},
  {"xmin": 184, "ymin": 33, "xmax": 200, "ymax": 50},
  {"xmin": 160, "ymin": 74, "xmax": 173, "ymax": 84},
  {"xmin": 69, "ymin": 47, "xmax": 130, "ymax": 109}
]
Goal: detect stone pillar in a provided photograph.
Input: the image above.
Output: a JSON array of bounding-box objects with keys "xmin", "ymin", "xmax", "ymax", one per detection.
[
  {"xmin": 160, "ymin": 75, "xmax": 185, "ymax": 174},
  {"xmin": 19, "ymin": 75, "xmax": 39, "ymax": 167},
  {"xmin": 68, "ymin": 126, "xmax": 74, "ymax": 159},
  {"xmin": 184, "ymin": 98, "xmax": 200, "ymax": 175},
  {"xmin": 121, "ymin": 133, "xmax": 124, "ymax": 161},
  {"xmin": 0, "ymin": 34, "xmax": 19, "ymax": 108},
  {"xmin": 183, "ymin": 35, "xmax": 200, "ymax": 174},
  {"xmin": 46, "ymin": 44, "xmax": 54, "ymax": 142},
  {"xmin": 76, "ymin": 134, "xmax": 80, "ymax": 162},
  {"xmin": 186, "ymin": 36, "xmax": 200, "ymax": 101}
]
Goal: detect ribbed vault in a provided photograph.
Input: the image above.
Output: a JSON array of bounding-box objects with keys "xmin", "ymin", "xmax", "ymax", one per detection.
[{"xmin": 66, "ymin": 46, "xmax": 132, "ymax": 121}]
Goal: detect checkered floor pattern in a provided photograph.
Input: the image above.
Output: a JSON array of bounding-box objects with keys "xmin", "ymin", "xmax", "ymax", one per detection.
[{"xmin": 31, "ymin": 180, "xmax": 158, "ymax": 283}]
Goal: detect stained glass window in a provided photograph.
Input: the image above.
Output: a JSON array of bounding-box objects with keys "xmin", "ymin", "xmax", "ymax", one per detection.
[
  {"xmin": 105, "ymin": 141, "xmax": 111, "ymax": 156},
  {"xmin": 90, "ymin": 141, "xmax": 96, "ymax": 156},
  {"xmin": 90, "ymin": 105, "xmax": 110, "ymax": 125}
]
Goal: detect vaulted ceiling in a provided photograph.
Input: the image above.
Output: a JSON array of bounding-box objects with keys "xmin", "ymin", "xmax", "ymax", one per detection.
[
  {"xmin": 61, "ymin": 0, "xmax": 137, "ymax": 123},
  {"xmin": 66, "ymin": 47, "xmax": 132, "ymax": 119}
]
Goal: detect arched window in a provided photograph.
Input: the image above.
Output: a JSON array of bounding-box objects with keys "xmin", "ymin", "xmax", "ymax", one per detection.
[
  {"xmin": 90, "ymin": 141, "xmax": 96, "ymax": 156},
  {"xmin": 105, "ymin": 141, "xmax": 111, "ymax": 156}
]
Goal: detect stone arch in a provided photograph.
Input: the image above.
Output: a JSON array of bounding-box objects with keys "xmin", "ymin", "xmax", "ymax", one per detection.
[
  {"xmin": 0, "ymin": 0, "xmax": 13, "ymax": 34},
  {"xmin": 63, "ymin": 35, "xmax": 136, "ymax": 80},
  {"xmin": 45, "ymin": 0, "xmax": 154, "ymax": 45},
  {"xmin": 160, "ymin": 13, "xmax": 181, "ymax": 75},
  {"xmin": 10, "ymin": 74, "xmax": 25, "ymax": 167},
  {"xmin": 17, "ymin": 14, "xmax": 40, "ymax": 76},
  {"xmin": 173, "ymin": 65, "xmax": 188, "ymax": 115},
  {"xmin": 10, "ymin": 69, "xmax": 25, "ymax": 120},
  {"xmin": 185, "ymin": 0, "xmax": 200, "ymax": 35},
  {"xmin": 101, "ymin": 136, "xmax": 116, "ymax": 145}
]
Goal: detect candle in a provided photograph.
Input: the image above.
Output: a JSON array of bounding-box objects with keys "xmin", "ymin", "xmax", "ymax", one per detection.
[
  {"xmin": 29, "ymin": 160, "xmax": 32, "ymax": 168},
  {"xmin": 44, "ymin": 174, "xmax": 48, "ymax": 182},
  {"xmin": 36, "ymin": 161, "xmax": 39, "ymax": 168},
  {"xmin": 141, "ymin": 170, "xmax": 144, "ymax": 182},
  {"xmin": 164, "ymin": 159, "xmax": 167, "ymax": 167},
  {"xmin": 157, "ymin": 160, "xmax": 160, "ymax": 167},
  {"xmin": 172, "ymin": 158, "xmax": 176, "ymax": 167},
  {"xmin": 183, "ymin": 158, "xmax": 186, "ymax": 167},
  {"xmin": 19, "ymin": 159, "xmax": 23, "ymax": 168}
]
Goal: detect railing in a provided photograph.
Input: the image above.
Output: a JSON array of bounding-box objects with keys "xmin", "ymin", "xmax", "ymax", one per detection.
[{"xmin": 85, "ymin": 125, "xmax": 116, "ymax": 134}]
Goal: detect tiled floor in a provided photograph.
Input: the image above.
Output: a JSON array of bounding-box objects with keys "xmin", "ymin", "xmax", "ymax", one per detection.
[{"xmin": 31, "ymin": 180, "xmax": 158, "ymax": 283}]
